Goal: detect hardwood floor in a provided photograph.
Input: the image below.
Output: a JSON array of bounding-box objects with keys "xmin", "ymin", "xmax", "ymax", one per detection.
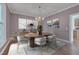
[
  {"xmin": 1, "ymin": 36, "xmax": 17, "ymax": 55},
  {"xmin": 3, "ymin": 36, "xmax": 79, "ymax": 55},
  {"xmin": 8, "ymin": 40, "xmax": 79, "ymax": 55},
  {"xmin": 55, "ymin": 44, "xmax": 72, "ymax": 55},
  {"xmin": 55, "ymin": 40, "xmax": 79, "ymax": 55}
]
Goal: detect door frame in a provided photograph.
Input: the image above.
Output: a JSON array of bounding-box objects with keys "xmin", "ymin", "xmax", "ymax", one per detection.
[{"xmin": 69, "ymin": 13, "xmax": 79, "ymax": 43}]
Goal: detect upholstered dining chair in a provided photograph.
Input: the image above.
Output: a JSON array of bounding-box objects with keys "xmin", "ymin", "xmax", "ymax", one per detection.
[
  {"xmin": 35, "ymin": 36, "xmax": 46, "ymax": 46},
  {"xmin": 48, "ymin": 35, "xmax": 56, "ymax": 41},
  {"xmin": 48, "ymin": 35, "xmax": 57, "ymax": 49},
  {"xmin": 35, "ymin": 36, "xmax": 46, "ymax": 54},
  {"xmin": 17, "ymin": 34, "xmax": 29, "ymax": 52}
]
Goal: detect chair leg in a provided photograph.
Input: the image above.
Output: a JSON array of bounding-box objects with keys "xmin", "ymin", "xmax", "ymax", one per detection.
[
  {"xmin": 40, "ymin": 45, "xmax": 43, "ymax": 55},
  {"xmin": 53, "ymin": 36, "xmax": 57, "ymax": 48},
  {"xmin": 17, "ymin": 43, "xmax": 19, "ymax": 52},
  {"xmin": 25, "ymin": 42, "xmax": 29, "ymax": 54}
]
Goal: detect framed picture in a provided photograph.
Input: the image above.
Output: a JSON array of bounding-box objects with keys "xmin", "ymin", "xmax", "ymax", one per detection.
[
  {"xmin": 47, "ymin": 18, "xmax": 60, "ymax": 28},
  {"xmin": 47, "ymin": 20, "xmax": 53, "ymax": 27}
]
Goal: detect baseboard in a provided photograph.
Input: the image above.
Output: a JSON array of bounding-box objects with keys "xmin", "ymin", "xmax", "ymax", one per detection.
[
  {"xmin": 0, "ymin": 37, "xmax": 17, "ymax": 55},
  {"xmin": 56, "ymin": 38, "xmax": 70, "ymax": 43},
  {"xmin": 0, "ymin": 39, "xmax": 11, "ymax": 55}
]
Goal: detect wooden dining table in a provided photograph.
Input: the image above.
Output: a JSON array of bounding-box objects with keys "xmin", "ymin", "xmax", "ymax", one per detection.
[{"xmin": 20, "ymin": 32, "xmax": 52, "ymax": 48}]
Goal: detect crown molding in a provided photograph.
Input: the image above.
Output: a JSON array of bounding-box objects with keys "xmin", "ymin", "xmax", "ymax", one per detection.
[{"xmin": 46, "ymin": 4, "xmax": 79, "ymax": 18}]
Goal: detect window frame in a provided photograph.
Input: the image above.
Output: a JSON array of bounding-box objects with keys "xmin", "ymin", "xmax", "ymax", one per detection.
[{"xmin": 18, "ymin": 18, "xmax": 38, "ymax": 30}]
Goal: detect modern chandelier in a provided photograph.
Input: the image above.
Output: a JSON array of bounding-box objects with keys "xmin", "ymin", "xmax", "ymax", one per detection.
[{"xmin": 35, "ymin": 6, "xmax": 44, "ymax": 21}]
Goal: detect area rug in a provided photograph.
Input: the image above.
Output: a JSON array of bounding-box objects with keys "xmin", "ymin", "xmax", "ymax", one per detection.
[{"xmin": 24, "ymin": 40, "xmax": 66, "ymax": 55}]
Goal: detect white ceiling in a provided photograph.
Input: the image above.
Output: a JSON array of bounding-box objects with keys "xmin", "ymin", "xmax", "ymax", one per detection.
[{"xmin": 7, "ymin": 3, "xmax": 79, "ymax": 17}]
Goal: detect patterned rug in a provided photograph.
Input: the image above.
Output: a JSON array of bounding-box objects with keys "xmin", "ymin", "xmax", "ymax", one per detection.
[{"xmin": 24, "ymin": 40, "xmax": 66, "ymax": 55}]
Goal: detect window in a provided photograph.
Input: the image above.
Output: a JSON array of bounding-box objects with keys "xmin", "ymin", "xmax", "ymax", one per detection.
[
  {"xmin": 18, "ymin": 18, "xmax": 26, "ymax": 29},
  {"xmin": 0, "ymin": 4, "xmax": 5, "ymax": 49},
  {"xmin": 18, "ymin": 18, "xmax": 38, "ymax": 29}
]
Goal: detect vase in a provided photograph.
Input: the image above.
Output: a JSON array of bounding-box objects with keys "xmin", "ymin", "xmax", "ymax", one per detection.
[{"xmin": 38, "ymin": 25, "xmax": 42, "ymax": 35}]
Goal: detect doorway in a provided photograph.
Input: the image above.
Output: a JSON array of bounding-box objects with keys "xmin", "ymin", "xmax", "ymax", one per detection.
[{"xmin": 70, "ymin": 13, "xmax": 79, "ymax": 43}]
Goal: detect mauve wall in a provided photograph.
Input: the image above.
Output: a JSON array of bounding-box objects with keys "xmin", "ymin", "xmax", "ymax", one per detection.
[
  {"xmin": 6, "ymin": 4, "xmax": 11, "ymax": 40},
  {"xmin": 10, "ymin": 14, "xmax": 35, "ymax": 34},
  {"xmin": 43, "ymin": 5, "xmax": 79, "ymax": 41}
]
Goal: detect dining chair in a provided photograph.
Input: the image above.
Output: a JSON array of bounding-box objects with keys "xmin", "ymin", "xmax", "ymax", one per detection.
[
  {"xmin": 35, "ymin": 36, "xmax": 46, "ymax": 46},
  {"xmin": 48, "ymin": 35, "xmax": 57, "ymax": 49},
  {"xmin": 17, "ymin": 35, "xmax": 29, "ymax": 52},
  {"xmin": 48, "ymin": 35, "xmax": 56, "ymax": 41},
  {"xmin": 35, "ymin": 36, "xmax": 46, "ymax": 54}
]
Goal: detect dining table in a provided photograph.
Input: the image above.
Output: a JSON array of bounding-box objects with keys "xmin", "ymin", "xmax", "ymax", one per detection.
[{"xmin": 20, "ymin": 32, "xmax": 52, "ymax": 48}]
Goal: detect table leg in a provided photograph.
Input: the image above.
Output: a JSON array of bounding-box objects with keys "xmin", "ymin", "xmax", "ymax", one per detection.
[
  {"xmin": 29, "ymin": 37, "xmax": 35, "ymax": 48},
  {"xmin": 46, "ymin": 36, "xmax": 49, "ymax": 43}
]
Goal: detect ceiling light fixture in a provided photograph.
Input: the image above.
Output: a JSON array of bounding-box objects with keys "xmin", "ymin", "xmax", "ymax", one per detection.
[{"xmin": 35, "ymin": 6, "xmax": 44, "ymax": 21}]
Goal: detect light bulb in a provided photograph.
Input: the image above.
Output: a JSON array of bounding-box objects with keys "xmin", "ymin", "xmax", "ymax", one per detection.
[
  {"xmin": 42, "ymin": 17, "xmax": 44, "ymax": 20},
  {"xmin": 38, "ymin": 17, "xmax": 41, "ymax": 19},
  {"xmin": 35, "ymin": 17, "xmax": 38, "ymax": 20}
]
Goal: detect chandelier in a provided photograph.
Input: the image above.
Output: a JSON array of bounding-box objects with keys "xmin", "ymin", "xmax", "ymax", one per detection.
[{"xmin": 35, "ymin": 6, "xmax": 44, "ymax": 21}]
